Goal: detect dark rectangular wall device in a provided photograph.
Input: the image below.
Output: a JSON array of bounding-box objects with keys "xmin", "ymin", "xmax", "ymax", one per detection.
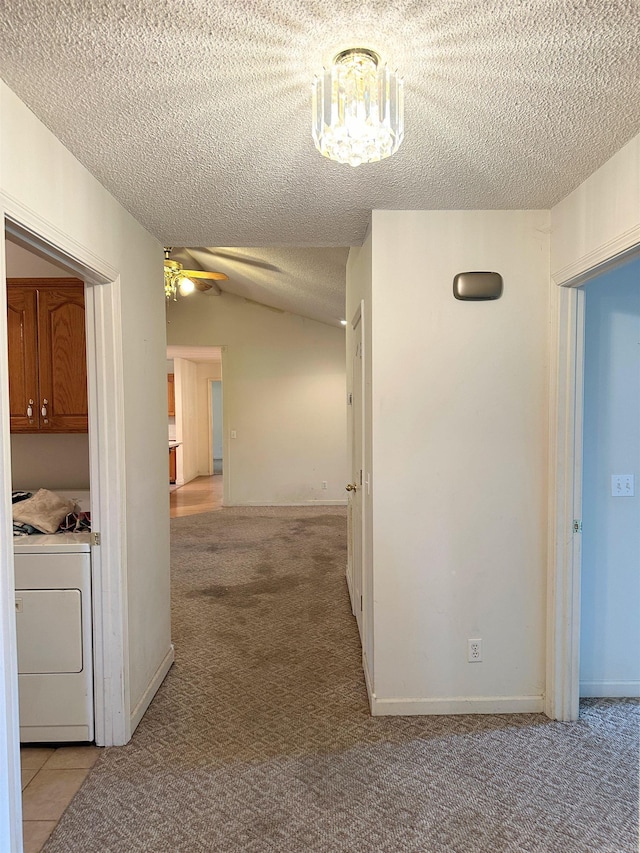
[{"xmin": 453, "ymin": 271, "xmax": 503, "ymax": 300}]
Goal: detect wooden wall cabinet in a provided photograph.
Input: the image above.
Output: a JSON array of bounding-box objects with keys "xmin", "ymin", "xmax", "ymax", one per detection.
[
  {"xmin": 7, "ymin": 278, "xmax": 88, "ymax": 433},
  {"xmin": 167, "ymin": 373, "xmax": 175, "ymax": 417}
]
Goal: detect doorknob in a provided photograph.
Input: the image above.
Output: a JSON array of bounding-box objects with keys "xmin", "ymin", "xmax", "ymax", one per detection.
[{"xmin": 345, "ymin": 483, "xmax": 357, "ymax": 492}]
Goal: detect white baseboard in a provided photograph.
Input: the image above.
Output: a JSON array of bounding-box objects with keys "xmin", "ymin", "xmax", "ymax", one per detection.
[
  {"xmin": 129, "ymin": 645, "xmax": 175, "ymax": 735},
  {"xmin": 345, "ymin": 569, "xmax": 355, "ymax": 614},
  {"xmin": 580, "ymin": 680, "xmax": 640, "ymax": 698},
  {"xmin": 369, "ymin": 693, "xmax": 544, "ymax": 716},
  {"xmin": 226, "ymin": 500, "xmax": 348, "ymax": 506},
  {"xmin": 363, "ymin": 652, "xmax": 374, "ymax": 713}
]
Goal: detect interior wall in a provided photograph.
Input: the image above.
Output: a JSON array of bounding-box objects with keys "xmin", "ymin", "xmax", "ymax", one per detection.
[
  {"xmin": 580, "ymin": 257, "xmax": 640, "ymax": 697},
  {"xmin": 365, "ymin": 209, "xmax": 550, "ymax": 713},
  {"xmin": 0, "ymin": 81, "xmax": 172, "ymax": 744},
  {"xmin": 10, "ymin": 435, "xmax": 90, "ymax": 490},
  {"xmin": 166, "ymin": 294, "xmax": 347, "ymax": 505},
  {"xmin": 193, "ymin": 362, "xmax": 220, "ymax": 475},
  {"xmin": 551, "ymin": 131, "xmax": 640, "ymax": 281},
  {"xmin": 211, "ymin": 380, "xmax": 223, "ymax": 470},
  {"xmin": 174, "ymin": 357, "xmax": 199, "ymax": 485}
]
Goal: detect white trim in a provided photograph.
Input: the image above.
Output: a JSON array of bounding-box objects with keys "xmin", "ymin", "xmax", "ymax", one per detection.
[
  {"xmin": 363, "ymin": 650, "xmax": 374, "ymax": 713},
  {"xmin": 1, "ymin": 200, "xmax": 130, "ymax": 756},
  {"xmin": 369, "ymin": 694, "xmax": 544, "ymax": 716},
  {"xmin": 547, "ymin": 239, "xmax": 640, "ymax": 722},
  {"xmin": 129, "ymin": 645, "xmax": 175, "ymax": 733},
  {"xmin": 0, "ymin": 226, "xmax": 23, "ymax": 853},
  {"xmin": 221, "ymin": 347, "xmax": 231, "ymax": 507},
  {"xmin": 546, "ymin": 282, "xmax": 585, "ymax": 722},
  {"xmin": 207, "ymin": 380, "xmax": 214, "ymax": 476},
  {"xmin": 345, "ymin": 563, "xmax": 355, "ymax": 614},
  {"xmin": 551, "ymin": 224, "xmax": 640, "ymax": 287},
  {"xmin": 580, "ymin": 681, "xmax": 640, "ymax": 698},
  {"xmin": 85, "ymin": 280, "xmax": 129, "ymax": 746}
]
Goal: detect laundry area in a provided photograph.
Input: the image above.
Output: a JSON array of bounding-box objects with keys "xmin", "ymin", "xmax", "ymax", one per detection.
[{"xmin": 6, "ymin": 236, "xmax": 95, "ymax": 746}]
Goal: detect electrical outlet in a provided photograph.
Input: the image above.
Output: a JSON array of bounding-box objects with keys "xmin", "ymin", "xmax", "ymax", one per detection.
[
  {"xmin": 321, "ymin": 481, "xmax": 327, "ymax": 490},
  {"xmin": 467, "ymin": 638, "xmax": 482, "ymax": 662}
]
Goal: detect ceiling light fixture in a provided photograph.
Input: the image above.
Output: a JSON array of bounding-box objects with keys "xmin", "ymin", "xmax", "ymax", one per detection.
[
  {"xmin": 164, "ymin": 257, "xmax": 185, "ymax": 300},
  {"xmin": 163, "ymin": 247, "xmax": 228, "ymax": 300},
  {"xmin": 312, "ymin": 47, "xmax": 404, "ymax": 167}
]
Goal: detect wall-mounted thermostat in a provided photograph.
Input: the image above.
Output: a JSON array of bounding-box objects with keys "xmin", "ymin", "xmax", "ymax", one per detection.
[{"xmin": 453, "ymin": 271, "xmax": 503, "ymax": 300}]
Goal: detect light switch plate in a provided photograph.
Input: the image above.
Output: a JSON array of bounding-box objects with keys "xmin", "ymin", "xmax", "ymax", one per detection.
[{"xmin": 611, "ymin": 474, "xmax": 634, "ymax": 497}]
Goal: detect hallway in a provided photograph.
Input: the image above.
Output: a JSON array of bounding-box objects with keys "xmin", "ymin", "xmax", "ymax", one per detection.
[{"xmin": 40, "ymin": 506, "xmax": 638, "ymax": 852}]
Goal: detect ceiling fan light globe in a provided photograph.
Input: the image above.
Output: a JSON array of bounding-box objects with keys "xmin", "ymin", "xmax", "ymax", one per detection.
[{"xmin": 178, "ymin": 277, "xmax": 195, "ymax": 295}]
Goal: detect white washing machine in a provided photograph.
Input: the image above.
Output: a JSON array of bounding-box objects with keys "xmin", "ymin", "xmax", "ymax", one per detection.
[{"xmin": 14, "ymin": 529, "xmax": 94, "ymax": 743}]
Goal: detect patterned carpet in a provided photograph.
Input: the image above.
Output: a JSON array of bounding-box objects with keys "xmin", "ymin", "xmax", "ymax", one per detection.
[{"xmin": 45, "ymin": 507, "xmax": 639, "ymax": 852}]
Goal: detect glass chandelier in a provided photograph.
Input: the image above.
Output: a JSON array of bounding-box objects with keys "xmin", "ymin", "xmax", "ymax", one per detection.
[{"xmin": 312, "ymin": 48, "xmax": 404, "ymax": 167}]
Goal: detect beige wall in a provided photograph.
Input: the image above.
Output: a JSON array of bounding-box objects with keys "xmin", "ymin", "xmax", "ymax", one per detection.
[
  {"xmin": 551, "ymin": 133, "xmax": 640, "ymax": 282},
  {"xmin": 551, "ymin": 131, "xmax": 640, "ymax": 282},
  {"xmin": 166, "ymin": 292, "xmax": 347, "ymax": 505},
  {"xmin": 173, "ymin": 357, "xmax": 199, "ymax": 485},
  {"xmin": 349, "ymin": 209, "xmax": 550, "ymax": 714},
  {"xmin": 0, "ymin": 80, "xmax": 171, "ymax": 742},
  {"xmin": 196, "ymin": 361, "xmax": 221, "ymax": 475}
]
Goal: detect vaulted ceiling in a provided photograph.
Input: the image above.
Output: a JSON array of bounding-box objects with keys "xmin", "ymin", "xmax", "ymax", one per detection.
[{"xmin": 1, "ymin": 1, "xmax": 639, "ymax": 324}]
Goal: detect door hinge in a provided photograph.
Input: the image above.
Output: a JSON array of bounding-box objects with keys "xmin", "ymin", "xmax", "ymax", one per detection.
[
  {"xmin": 348, "ymin": 392, "xmax": 353, "ymax": 406},
  {"xmin": 573, "ymin": 520, "xmax": 582, "ymax": 533},
  {"xmin": 91, "ymin": 532, "xmax": 101, "ymax": 546},
  {"xmin": 360, "ymin": 595, "xmax": 363, "ymax": 611}
]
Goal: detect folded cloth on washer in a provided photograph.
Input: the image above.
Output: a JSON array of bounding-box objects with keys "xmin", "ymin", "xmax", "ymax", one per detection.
[
  {"xmin": 12, "ymin": 491, "xmax": 35, "ymax": 536},
  {"xmin": 12, "ymin": 488, "xmax": 76, "ymax": 535},
  {"xmin": 59, "ymin": 510, "xmax": 92, "ymax": 533},
  {"xmin": 13, "ymin": 521, "xmax": 40, "ymax": 538}
]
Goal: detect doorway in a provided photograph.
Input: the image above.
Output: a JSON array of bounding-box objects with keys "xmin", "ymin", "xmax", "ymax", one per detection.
[
  {"xmin": 2, "ymin": 220, "xmax": 128, "ymax": 749},
  {"xmin": 548, "ymin": 243, "xmax": 640, "ymax": 721},
  {"xmin": 580, "ymin": 256, "xmax": 640, "ymax": 699},
  {"xmin": 166, "ymin": 346, "xmax": 224, "ymax": 515}
]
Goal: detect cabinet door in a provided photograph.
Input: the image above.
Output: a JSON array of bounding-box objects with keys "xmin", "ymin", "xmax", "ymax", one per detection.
[
  {"xmin": 37, "ymin": 284, "xmax": 88, "ymax": 432},
  {"xmin": 7, "ymin": 285, "xmax": 39, "ymax": 432}
]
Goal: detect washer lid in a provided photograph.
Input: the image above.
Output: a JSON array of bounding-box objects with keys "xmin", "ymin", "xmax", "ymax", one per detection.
[{"xmin": 13, "ymin": 532, "xmax": 92, "ymax": 554}]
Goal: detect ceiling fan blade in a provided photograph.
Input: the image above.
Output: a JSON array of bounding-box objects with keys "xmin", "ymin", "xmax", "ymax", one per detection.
[
  {"xmin": 193, "ymin": 280, "xmax": 213, "ymax": 292},
  {"xmin": 207, "ymin": 250, "xmax": 281, "ymax": 272},
  {"xmin": 188, "ymin": 247, "xmax": 281, "ymax": 273},
  {"xmin": 181, "ymin": 269, "xmax": 228, "ymax": 281}
]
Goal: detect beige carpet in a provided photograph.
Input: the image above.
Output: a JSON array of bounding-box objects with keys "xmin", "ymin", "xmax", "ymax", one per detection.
[{"xmin": 44, "ymin": 507, "xmax": 639, "ymax": 852}]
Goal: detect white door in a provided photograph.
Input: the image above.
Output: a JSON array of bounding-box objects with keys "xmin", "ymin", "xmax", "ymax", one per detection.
[{"xmin": 347, "ymin": 307, "xmax": 364, "ymax": 639}]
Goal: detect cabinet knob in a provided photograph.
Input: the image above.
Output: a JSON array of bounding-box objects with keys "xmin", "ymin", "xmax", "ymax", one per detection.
[
  {"xmin": 27, "ymin": 399, "xmax": 33, "ymax": 418},
  {"xmin": 41, "ymin": 399, "xmax": 48, "ymax": 417}
]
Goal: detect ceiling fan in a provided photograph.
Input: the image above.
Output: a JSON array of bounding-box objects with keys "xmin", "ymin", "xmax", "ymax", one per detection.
[{"xmin": 164, "ymin": 247, "xmax": 228, "ymax": 300}]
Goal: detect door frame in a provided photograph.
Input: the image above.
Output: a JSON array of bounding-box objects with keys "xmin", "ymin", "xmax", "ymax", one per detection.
[
  {"xmin": 0, "ymin": 200, "xmax": 129, "ymax": 848},
  {"xmin": 546, "ymin": 240, "xmax": 640, "ymax": 721}
]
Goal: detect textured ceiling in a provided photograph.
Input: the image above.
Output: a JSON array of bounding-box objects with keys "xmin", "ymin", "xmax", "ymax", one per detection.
[{"xmin": 1, "ymin": 1, "xmax": 639, "ymax": 324}]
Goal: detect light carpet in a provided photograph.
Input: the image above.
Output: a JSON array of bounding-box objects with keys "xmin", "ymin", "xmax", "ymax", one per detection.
[{"xmin": 44, "ymin": 507, "xmax": 639, "ymax": 852}]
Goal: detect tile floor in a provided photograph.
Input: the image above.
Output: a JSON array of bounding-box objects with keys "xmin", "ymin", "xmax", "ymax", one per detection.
[{"xmin": 21, "ymin": 745, "xmax": 101, "ymax": 853}]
